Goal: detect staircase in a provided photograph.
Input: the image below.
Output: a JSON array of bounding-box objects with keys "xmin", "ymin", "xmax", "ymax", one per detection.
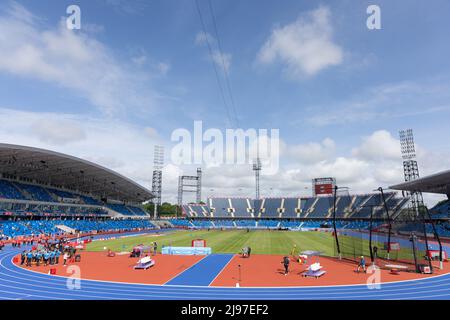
[
  {"xmin": 326, "ymin": 197, "xmax": 339, "ymax": 219},
  {"xmin": 279, "ymin": 198, "xmax": 285, "ymax": 218},
  {"xmin": 228, "ymin": 198, "xmax": 235, "ymax": 218},
  {"xmin": 304, "ymin": 198, "xmax": 319, "ymax": 218},
  {"xmin": 258, "ymin": 199, "xmax": 265, "ymax": 218},
  {"xmin": 296, "ymin": 198, "xmax": 302, "ymax": 218},
  {"xmin": 56, "ymin": 225, "xmax": 76, "ymax": 234},
  {"xmin": 246, "ymin": 198, "xmax": 254, "ymax": 218},
  {"xmin": 349, "ymin": 195, "xmax": 373, "ymax": 218},
  {"xmin": 344, "ymin": 196, "xmax": 357, "ymax": 218},
  {"xmin": 11, "ymin": 182, "xmax": 30, "ymax": 200}
]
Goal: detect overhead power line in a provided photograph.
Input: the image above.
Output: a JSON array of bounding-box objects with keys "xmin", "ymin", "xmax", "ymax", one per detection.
[
  {"xmin": 207, "ymin": 0, "xmax": 239, "ymax": 127},
  {"xmin": 194, "ymin": 0, "xmax": 237, "ymax": 128}
]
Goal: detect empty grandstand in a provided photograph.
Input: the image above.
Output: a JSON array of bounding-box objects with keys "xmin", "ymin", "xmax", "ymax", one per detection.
[{"xmin": 182, "ymin": 193, "xmax": 407, "ymax": 220}]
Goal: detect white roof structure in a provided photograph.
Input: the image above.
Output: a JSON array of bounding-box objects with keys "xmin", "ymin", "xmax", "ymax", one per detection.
[
  {"xmin": 0, "ymin": 143, "xmax": 153, "ymax": 203},
  {"xmin": 390, "ymin": 169, "xmax": 450, "ymax": 196}
]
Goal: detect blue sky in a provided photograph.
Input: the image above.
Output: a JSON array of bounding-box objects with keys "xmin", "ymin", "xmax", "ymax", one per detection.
[{"xmin": 0, "ymin": 0, "xmax": 449, "ymax": 204}]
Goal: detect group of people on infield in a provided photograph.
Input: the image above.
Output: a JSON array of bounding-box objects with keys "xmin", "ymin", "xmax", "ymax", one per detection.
[{"xmin": 20, "ymin": 237, "xmax": 79, "ymax": 267}]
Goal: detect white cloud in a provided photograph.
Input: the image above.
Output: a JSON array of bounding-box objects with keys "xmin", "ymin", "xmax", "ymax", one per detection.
[
  {"xmin": 306, "ymin": 80, "xmax": 450, "ymax": 127},
  {"xmin": 132, "ymin": 54, "xmax": 147, "ymax": 66},
  {"xmin": 288, "ymin": 138, "xmax": 335, "ymax": 163},
  {"xmin": 0, "ymin": 2, "xmax": 154, "ymax": 116},
  {"xmin": 352, "ymin": 130, "xmax": 401, "ymax": 161},
  {"xmin": 0, "ymin": 110, "xmax": 446, "ymax": 207},
  {"xmin": 195, "ymin": 32, "xmax": 215, "ymax": 46},
  {"xmin": 257, "ymin": 5, "xmax": 343, "ymax": 77},
  {"xmin": 0, "ymin": 107, "xmax": 161, "ymax": 193},
  {"xmin": 105, "ymin": 0, "xmax": 150, "ymax": 15},
  {"xmin": 157, "ymin": 62, "xmax": 171, "ymax": 76},
  {"xmin": 195, "ymin": 31, "xmax": 232, "ymax": 73},
  {"xmin": 31, "ymin": 118, "xmax": 86, "ymax": 145},
  {"xmin": 212, "ymin": 51, "xmax": 231, "ymax": 73}
]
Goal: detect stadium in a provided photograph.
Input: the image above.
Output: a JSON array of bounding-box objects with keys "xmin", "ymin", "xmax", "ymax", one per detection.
[
  {"xmin": 1, "ymin": 0, "xmax": 450, "ymax": 307},
  {"xmin": 0, "ymin": 141, "xmax": 449, "ymax": 300}
]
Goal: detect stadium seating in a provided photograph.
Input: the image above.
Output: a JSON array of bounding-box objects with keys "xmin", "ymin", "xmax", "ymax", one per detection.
[
  {"xmin": 47, "ymin": 188, "xmax": 77, "ymax": 200},
  {"xmin": 335, "ymin": 196, "xmax": 352, "ymax": 217},
  {"xmin": 15, "ymin": 183, "xmax": 55, "ymax": 202},
  {"xmin": 107, "ymin": 204, "xmax": 134, "ymax": 216},
  {"xmin": 191, "ymin": 205, "xmax": 209, "ymax": 217},
  {"xmin": 0, "ymin": 180, "xmax": 26, "ymax": 200},
  {"xmin": 431, "ymin": 200, "xmax": 450, "ymax": 219},
  {"xmin": 191, "ymin": 220, "xmax": 215, "ymax": 228},
  {"xmin": 169, "ymin": 219, "xmax": 192, "ymax": 228},
  {"xmin": 181, "ymin": 204, "xmax": 209, "ymax": 217},
  {"xmin": 261, "ymin": 199, "xmax": 282, "ymax": 218},
  {"xmin": 308, "ymin": 197, "xmax": 332, "ymax": 218},
  {"xmin": 0, "ymin": 219, "xmax": 157, "ymax": 238},
  {"xmin": 80, "ymin": 195, "xmax": 102, "ymax": 205},
  {"xmin": 301, "ymin": 198, "xmax": 316, "ymax": 217},
  {"xmin": 351, "ymin": 194, "xmax": 381, "ymax": 218},
  {"xmin": 235, "ymin": 220, "xmax": 256, "ymax": 228},
  {"xmin": 253, "ymin": 199, "xmax": 263, "ymax": 217},
  {"xmin": 258, "ymin": 219, "xmax": 279, "ymax": 228},
  {"xmin": 279, "ymin": 220, "xmax": 301, "ymax": 229},
  {"xmin": 105, "ymin": 204, "xmax": 148, "ymax": 217},
  {"xmin": 128, "ymin": 206, "xmax": 148, "ymax": 216},
  {"xmin": 209, "ymin": 198, "xmax": 232, "ymax": 218},
  {"xmin": 213, "ymin": 219, "xmax": 235, "ymax": 228},
  {"xmin": 230, "ymin": 198, "xmax": 252, "ymax": 217},
  {"xmin": 0, "ymin": 220, "xmax": 61, "ymax": 237},
  {"xmin": 169, "ymin": 218, "xmax": 379, "ymax": 231},
  {"xmin": 283, "ymin": 198, "xmax": 299, "ymax": 218}
]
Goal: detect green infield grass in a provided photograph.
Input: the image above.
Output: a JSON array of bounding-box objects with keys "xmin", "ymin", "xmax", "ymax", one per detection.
[{"xmin": 85, "ymin": 229, "xmax": 420, "ymax": 261}]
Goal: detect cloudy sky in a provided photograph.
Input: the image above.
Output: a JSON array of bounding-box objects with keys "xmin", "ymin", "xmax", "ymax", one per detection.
[{"xmin": 1, "ymin": 0, "xmax": 449, "ymax": 206}]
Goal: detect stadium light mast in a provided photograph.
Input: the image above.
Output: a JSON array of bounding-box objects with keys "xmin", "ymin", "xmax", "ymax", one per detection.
[
  {"xmin": 253, "ymin": 158, "xmax": 261, "ymax": 200},
  {"xmin": 151, "ymin": 145, "xmax": 164, "ymax": 219},
  {"xmin": 177, "ymin": 168, "xmax": 203, "ymax": 216},
  {"xmin": 196, "ymin": 167, "xmax": 202, "ymax": 203},
  {"xmin": 399, "ymin": 129, "xmax": 424, "ymax": 217}
]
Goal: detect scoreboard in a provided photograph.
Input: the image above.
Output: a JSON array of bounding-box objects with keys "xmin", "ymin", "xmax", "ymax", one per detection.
[{"xmin": 312, "ymin": 177, "xmax": 336, "ymax": 196}]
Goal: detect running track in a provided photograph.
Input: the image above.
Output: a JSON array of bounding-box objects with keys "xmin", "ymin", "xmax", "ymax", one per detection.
[{"xmin": 1, "ymin": 247, "xmax": 450, "ymax": 300}]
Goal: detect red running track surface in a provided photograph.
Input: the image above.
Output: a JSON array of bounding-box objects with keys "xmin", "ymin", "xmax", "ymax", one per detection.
[{"xmin": 15, "ymin": 252, "xmax": 450, "ymax": 287}]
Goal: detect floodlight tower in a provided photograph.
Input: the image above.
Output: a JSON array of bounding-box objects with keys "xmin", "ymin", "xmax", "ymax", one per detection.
[
  {"xmin": 399, "ymin": 129, "xmax": 424, "ymax": 216},
  {"xmin": 151, "ymin": 145, "xmax": 164, "ymax": 219},
  {"xmin": 196, "ymin": 167, "xmax": 202, "ymax": 203},
  {"xmin": 177, "ymin": 168, "xmax": 203, "ymax": 216},
  {"xmin": 253, "ymin": 158, "xmax": 262, "ymax": 200}
]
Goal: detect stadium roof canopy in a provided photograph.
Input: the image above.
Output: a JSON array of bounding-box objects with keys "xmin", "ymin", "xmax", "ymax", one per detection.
[
  {"xmin": 390, "ymin": 170, "xmax": 450, "ymax": 196},
  {"xmin": 0, "ymin": 143, "xmax": 153, "ymax": 203}
]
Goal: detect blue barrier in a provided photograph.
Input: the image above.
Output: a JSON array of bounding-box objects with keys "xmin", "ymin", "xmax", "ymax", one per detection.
[{"xmin": 161, "ymin": 246, "xmax": 212, "ymax": 255}]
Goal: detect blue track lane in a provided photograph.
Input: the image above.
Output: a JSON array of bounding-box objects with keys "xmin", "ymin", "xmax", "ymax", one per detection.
[
  {"xmin": 0, "ymin": 247, "xmax": 449, "ymax": 300},
  {"xmin": 165, "ymin": 254, "xmax": 234, "ymax": 286}
]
